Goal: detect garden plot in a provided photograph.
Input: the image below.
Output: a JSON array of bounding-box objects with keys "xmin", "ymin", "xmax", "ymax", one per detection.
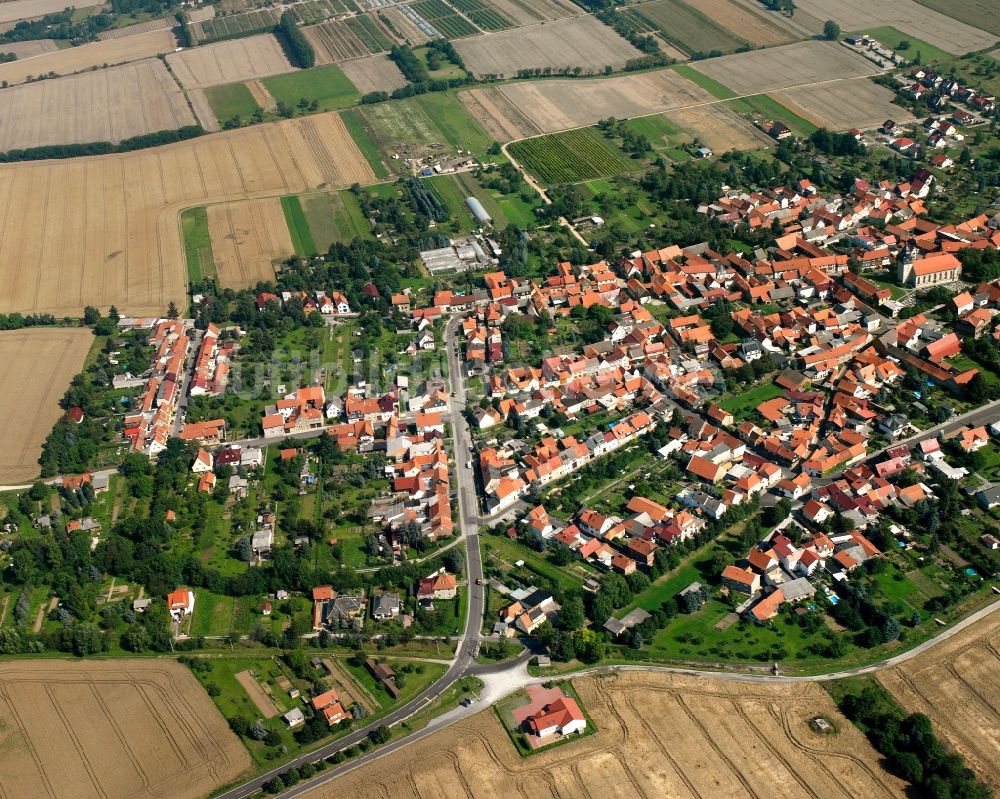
[{"xmin": 304, "ymin": 18, "xmax": 371, "ymax": 62}]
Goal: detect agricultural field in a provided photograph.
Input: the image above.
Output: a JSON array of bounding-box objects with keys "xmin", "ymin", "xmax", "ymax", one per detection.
[
  {"xmin": 0, "ymin": 111, "xmax": 375, "ymax": 316},
  {"xmin": 459, "ymin": 68, "xmax": 715, "ymax": 140},
  {"xmin": 0, "ymin": 59, "xmax": 195, "ymax": 153},
  {"xmin": 376, "ymin": 6, "xmax": 435, "ymax": 44},
  {"xmin": 691, "ymin": 40, "xmax": 880, "ymax": 96},
  {"xmin": 339, "ymin": 54, "xmax": 407, "ymax": 94},
  {"xmin": 262, "ymin": 64, "xmax": 360, "ymax": 112},
  {"xmin": 182, "ymin": 206, "xmax": 215, "ymax": 281},
  {"xmin": 621, "ymin": 0, "xmax": 748, "ymax": 55},
  {"xmin": 450, "ymin": 0, "xmax": 512, "ymax": 31},
  {"xmin": 509, "ymin": 128, "xmax": 638, "ymax": 184},
  {"xmin": 725, "ymin": 93, "xmax": 818, "ymax": 137},
  {"xmin": 684, "ymin": 0, "xmax": 800, "ymax": 46},
  {"xmin": 484, "ymin": 0, "xmax": 580, "ymax": 26},
  {"xmin": 0, "ymin": 39, "xmax": 58, "ymax": 58},
  {"xmin": 346, "ymin": 13, "xmax": 395, "ymax": 51},
  {"xmin": 623, "ymin": 114, "xmax": 692, "ymax": 160},
  {"xmin": 206, "ymin": 197, "xmax": 296, "ymax": 287},
  {"xmin": 192, "ymin": 9, "xmax": 279, "ymax": 44},
  {"xmin": 0, "ymin": 659, "xmax": 251, "ymax": 799},
  {"xmin": 879, "ymin": 612, "xmax": 1000, "ymax": 792},
  {"xmin": 294, "ymin": 189, "xmax": 373, "ymax": 251},
  {"xmin": 303, "ymin": 18, "xmax": 371, "ymax": 62},
  {"xmin": 455, "ymin": 15, "xmax": 641, "ymax": 78},
  {"xmin": 667, "ymin": 103, "xmax": 772, "ymax": 153},
  {"xmin": 0, "ymin": 29, "xmax": 177, "ymax": 86},
  {"xmin": 772, "ymin": 79, "xmax": 916, "ymax": 131},
  {"xmin": 915, "ymin": 0, "xmax": 1000, "ymax": 38},
  {"xmin": 0, "ymin": 328, "xmax": 92, "ymax": 484},
  {"xmin": 306, "ymin": 671, "xmax": 905, "ymax": 799},
  {"xmin": 410, "ymin": 0, "xmax": 478, "ymax": 38},
  {"xmin": 96, "ymin": 16, "xmax": 174, "ymax": 39},
  {"xmin": 790, "ymin": 0, "xmax": 997, "ymax": 55},
  {"xmin": 292, "ymin": 0, "xmax": 356, "ymax": 24},
  {"xmin": 204, "ymin": 81, "xmax": 260, "ymax": 123},
  {"xmin": 166, "ymin": 34, "xmax": 295, "ymax": 89},
  {"xmin": 0, "ymin": 0, "xmax": 101, "ymax": 24}
]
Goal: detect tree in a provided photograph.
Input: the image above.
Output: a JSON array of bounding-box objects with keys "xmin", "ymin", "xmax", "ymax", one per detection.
[
  {"xmin": 823, "ymin": 20, "xmax": 841, "ymax": 40},
  {"xmin": 83, "ymin": 306, "xmax": 101, "ymax": 326},
  {"xmin": 369, "ymin": 725, "xmax": 391, "ymax": 744},
  {"xmin": 965, "ymin": 371, "xmax": 989, "ymax": 404},
  {"xmin": 166, "ymin": 301, "xmax": 178, "ymax": 319},
  {"xmin": 559, "ymin": 596, "xmax": 585, "ymax": 631}
]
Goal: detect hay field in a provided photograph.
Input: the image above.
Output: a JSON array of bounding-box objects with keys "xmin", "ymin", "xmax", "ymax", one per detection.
[
  {"xmin": 0, "ymin": 328, "xmax": 91, "ymax": 483},
  {"xmin": 0, "ymin": 59, "xmax": 195, "ymax": 151},
  {"xmin": 340, "ymin": 54, "xmax": 407, "ymax": 93},
  {"xmin": 0, "ymin": 659, "xmax": 251, "ymax": 799},
  {"xmin": 454, "ymin": 15, "xmax": 642, "ymax": 78},
  {"xmin": 0, "ymin": 0, "xmax": 101, "ymax": 24},
  {"xmin": 685, "ymin": 0, "xmax": 800, "ymax": 46},
  {"xmin": 302, "ymin": 671, "xmax": 905, "ymax": 799},
  {"xmin": 879, "ymin": 612, "xmax": 1000, "ymax": 792},
  {"xmin": 692, "ymin": 40, "xmax": 879, "ymax": 96},
  {"xmin": 0, "ymin": 28, "xmax": 178, "ymax": 86},
  {"xmin": 486, "ymin": 0, "xmax": 580, "ymax": 25},
  {"xmin": 0, "ymin": 112, "xmax": 374, "ymax": 316},
  {"xmin": 460, "ymin": 69, "xmax": 715, "ymax": 140},
  {"xmin": 773, "ymin": 79, "xmax": 915, "ymax": 130},
  {"xmin": 669, "ymin": 103, "xmax": 772, "ymax": 152},
  {"xmin": 207, "ymin": 197, "xmax": 295, "ymax": 288},
  {"xmin": 167, "ymin": 34, "xmax": 295, "ymax": 89},
  {"xmin": 791, "ymin": 0, "xmax": 997, "ymax": 54}
]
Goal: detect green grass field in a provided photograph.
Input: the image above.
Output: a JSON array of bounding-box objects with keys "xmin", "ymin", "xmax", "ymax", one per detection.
[
  {"xmin": 181, "ymin": 206, "xmax": 215, "ymax": 282},
  {"xmin": 726, "ymin": 94, "xmax": 818, "ymax": 137},
  {"xmin": 281, "ymin": 195, "xmax": 318, "ymax": 256},
  {"xmin": 673, "ymin": 64, "xmax": 737, "ymax": 100},
  {"xmin": 204, "ymin": 82, "xmax": 260, "ymax": 124},
  {"xmin": 414, "ymin": 93, "xmax": 492, "ymax": 154},
  {"xmin": 341, "ymin": 109, "xmax": 389, "ymax": 179},
  {"xmin": 719, "ymin": 382, "xmax": 784, "ymax": 417},
  {"xmin": 300, "ymin": 190, "xmax": 373, "ymax": 250},
  {"xmin": 509, "ymin": 128, "xmax": 638, "ymax": 184},
  {"xmin": 861, "ymin": 25, "xmax": 955, "ymax": 64},
  {"xmin": 624, "ymin": 113, "xmax": 691, "ymax": 157},
  {"xmin": 263, "ymin": 64, "xmax": 361, "ymax": 112},
  {"xmin": 631, "ymin": 0, "xmax": 748, "ymax": 55}
]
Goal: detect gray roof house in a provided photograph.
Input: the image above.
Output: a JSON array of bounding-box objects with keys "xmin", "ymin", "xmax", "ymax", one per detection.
[{"xmin": 372, "ymin": 592, "xmax": 401, "ymax": 620}]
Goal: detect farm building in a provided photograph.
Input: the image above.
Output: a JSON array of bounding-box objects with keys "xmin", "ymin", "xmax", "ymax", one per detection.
[{"xmin": 465, "ymin": 196, "xmax": 492, "ymax": 225}]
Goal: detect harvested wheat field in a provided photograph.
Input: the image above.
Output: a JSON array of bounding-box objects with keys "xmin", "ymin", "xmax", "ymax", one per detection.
[
  {"xmin": 167, "ymin": 34, "xmax": 295, "ymax": 89},
  {"xmin": 461, "ymin": 68, "xmax": 715, "ymax": 140},
  {"xmin": 773, "ymin": 79, "xmax": 915, "ymax": 130},
  {"xmin": 207, "ymin": 197, "xmax": 295, "ymax": 288},
  {"xmin": 0, "ymin": 111, "xmax": 374, "ymax": 316},
  {"xmin": 486, "ymin": 0, "xmax": 580, "ymax": 25},
  {"xmin": 97, "ymin": 16, "xmax": 175, "ymax": 39},
  {"xmin": 879, "ymin": 612, "xmax": 1000, "ymax": 792},
  {"xmin": 0, "ymin": 659, "xmax": 251, "ymax": 799},
  {"xmin": 340, "ymin": 54, "xmax": 407, "ymax": 93},
  {"xmin": 792, "ymin": 0, "xmax": 997, "ymax": 55},
  {"xmin": 0, "ymin": 28, "xmax": 178, "ymax": 86},
  {"xmin": 692, "ymin": 40, "xmax": 879, "ymax": 96},
  {"xmin": 302, "ymin": 672, "xmax": 904, "ymax": 799},
  {"xmin": 0, "ymin": 0, "xmax": 101, "ymax": 24},
  {"xmin": 455, "ymin": 15, "xmax": 641, "ymax": 78},
  {"xmin": 0, "ymin": 58, "xmax": 195, "ymax": 152},
  {"xmin": 0, "ymin": 328, "xmax": 91, "ymax": 483},
  {"xmin": 669, "ymin": 103, "xmax": 773, "ymax": 152},
  {"xmin": 0, "ymin": 38, "xmax": 58, "ymax": 58},
  {"xmin": 685, "ymin": 0, "xmax": 800, "ymax": 46}
]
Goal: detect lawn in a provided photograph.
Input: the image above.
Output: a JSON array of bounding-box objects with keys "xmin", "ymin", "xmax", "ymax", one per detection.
[
  {"xmin": 726, "ymin": 94, "xmax": 818, "ymax": 137},
  {"xmin": 673, "ymin": 63, "xmax": 737, "ymax": 100},
  {"xmin": 719, "ymin": 382, "xmax": 783, "ymax": 417},
  {"xmin": 861, "ymin": 26, "xmax": 955, "ymax": 65},
  {"xmin": 481, "ymin": 535, "xmax": 593, "ymax": 593},
  {"xmin": 204, "ymin": 82, "xmax": 259, "ymax": 124},
  {"xmin": 263, "ymin": 64, "xmax": 361, "ymax": 112},
  {"xmin": 181, "ymin": 206, "xmax": 215, "ymax": 282},
  {"xmin": 281, "ymin": 195, "xmax": 318, "ymax": 256},
  {"xmin": 191, "ymin": 590, "xmax": 235, "ymax": 637}
]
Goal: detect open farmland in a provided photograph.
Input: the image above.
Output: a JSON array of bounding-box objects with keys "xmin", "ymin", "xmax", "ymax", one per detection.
[
  {"xmin": 377, "ymin": 6, "xmax": 434, "ymax": 44},
  {"xmin": 450, "ymin": 0, "xmax": 512, "ymax": 31},
  {"xmin": 684, "ymin": 0, "xmax": 800, "ymax": 46},
  {"xmin": 773, "ymin": 79, "xmax": 915, "ymax": 131},
  {"xmin": 166, "ymin": 34, "xmax": 294, "ymax": 89},
  {"xmin": 300, "ymin": 671, "xmax": 904, "ymax": 799},
  {"xmin": 0, "ymin": 111, "xmax": 374, "ymax": 316},
  {"xmin": 0, "ymin": 39, "xmax": 58, "ymax": 58},
  {"xmin": 455, "ymin": 15, "xmax": 641, "ymax": 77},
  {"xmin": 0, "ymin": 29, "xmax": 178, "ymax": 86},
  {"xmin": 790, "ymin": 0, "xmax": 997, "ymax": 55},
  {"xmin": 97, "ymin": 16, "xmax": 175, "ymax": 39},
  {"xmin": 192, "ymin": 9, "xmax": 279, "ymax": 44},
  {"xmin": 484, "ymin": 0, "xmax": 580, "ymax": 25},
  {"xmin": 303, "ymin": 18, "xmax": 371, "ymax": 62},
  {"xmin": 691, "ymin": 40, "xmax": 880, "ymax": 96},
  {"xmin": 0, "ymin": 59, "xmax": 195, "ymax": 152},
  {"xmin": 509, "ymin": 128, "xmax": 637, "ymax": 184},
  {"xmin": 0, "ymin": 659, "xmax": 251, "ymax": 799},
  {"xmin": 623, "ymin": 0, "xmax": 748, "ymax": 55},
  {"xmin": 340, "ymin": 54, "xmax": 407, "ymax": 93},
  {"xmin": 460, "ymin": 69, "xmax": 715, "ymax": 140},
  {"xmin": 668, "ymin": 103, "xmax": 772, "ymax": 153},
  {"xmin": 0, "ymin": 328, "xmax": 91, "ymax": 483},
  {"xmin": 206, "ymin": 197, "xmax": 296, "ymax": 287},
  {"xmin": 915, "ymin": 0, "xmax": 1000, "ymax": 38},
  {"xmin": 0, "ymin": 0, "xmax": 101, "ymax": 24},
  {"xmin": 878, "ymin": 613, "xmax": 1000, "ymax": 792},
  {"xmin": 410, "ymin": 0, "xmax": 478, "ymax": 38}
]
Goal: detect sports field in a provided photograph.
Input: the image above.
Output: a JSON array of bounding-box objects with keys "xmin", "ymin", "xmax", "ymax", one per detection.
[
  {"xmin": 0, "ymin": 59, "xmax": 196, "ymax": 152},
  {"xmin": 0, "ymin": 659, "xmax": 251, "ymax": 799},
  {"xmin": 0, "ymin": 112, "xmax": 375, "ymax": 316},
  {"xmin": 167, "ymin": 34, "xmax": 295, "ymax": 89},
  {"xmin": 0, "ymin": 328, "xmax": 92, "ymax": 484}
]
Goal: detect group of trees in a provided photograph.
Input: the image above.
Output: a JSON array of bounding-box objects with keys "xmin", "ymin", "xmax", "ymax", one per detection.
[
  {"xmin": 0, "ymin": 126, "xmax": 204, "ymax": 163},
  {"xmin": 275, "ymin": 11, "xmax": 315, "ymax": 69}
]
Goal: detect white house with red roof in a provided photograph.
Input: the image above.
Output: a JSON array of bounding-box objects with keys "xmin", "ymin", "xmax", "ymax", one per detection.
[
  {"xmin": 167, "ymin": 587, "xmax": 195, "ymax": 620},
  {"xmin": 525, "ymin": 697, "xmax": 586, "ymax": 738}
]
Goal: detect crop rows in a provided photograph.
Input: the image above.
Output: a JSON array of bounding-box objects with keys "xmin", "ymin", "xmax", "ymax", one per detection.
[
  {"xmin": 616, "ymin": 8, "xmax": 657, "ymax": 34},
  {"xmin": 346, "ymin": 15, "xmax": 394, "ymax": 52},
  {"xmin": 451, "ymin": 0, "xmax": 512, "ymax": 30},
  {"xmin": 197, "ymin": 9, "xmax": 278, "ymax": 42},
  {"xmin": 509, "ymin": 127, "xmax": 634, "ymax": 184},
  {"xmin": 411, "ymin": 0, "xmax": 478, "ymax": 37}
]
